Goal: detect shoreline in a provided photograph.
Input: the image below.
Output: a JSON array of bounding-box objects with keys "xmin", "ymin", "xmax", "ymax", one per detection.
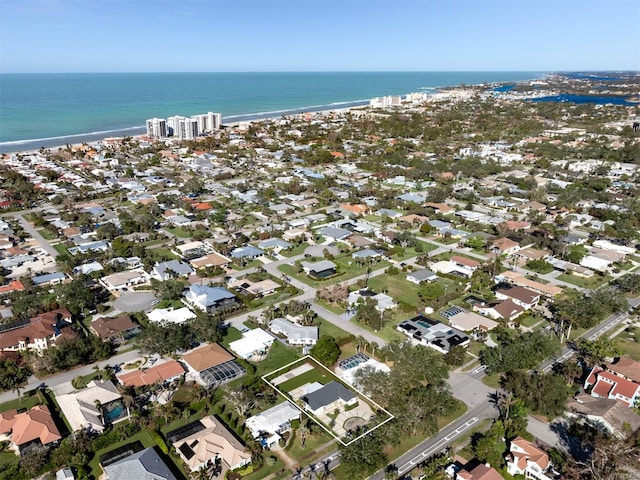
[{"xmin": 0, "ymin": 99, "xmax": 372, "ymax": 155}]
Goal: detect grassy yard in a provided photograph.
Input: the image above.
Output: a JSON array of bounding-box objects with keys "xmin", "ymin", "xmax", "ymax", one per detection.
[
  {"xmin": 390, "ymin": 241, "xmax": 439, "ymax": 261},
  {"xmin": 482, "ymin": 372, "xmax": 502, "ymax": 389},
  {"xmin": 165, "ymin": 227, "xmax": 193, "ymax": 238},
  {"xmin": 367, "ymin": 274, "xmax": 422, "ymax": 310},
  {"xmin": 279, "ymin": 257, "xmax": 390, "ymax": 288},
  {"xmin": 255, "ymin": 341, "xmax": 301, "ymax": 376},
  {"xmin": 315, "ymin": 299, "xmax": 344, "ymax": 315},
  {"xmin": 519, "ymin": 315, "xmax": 543, "ymax": 328},
  {"xmin": 275, "ymin": 367, "xmax": 333, "ymax": 393},
  {"xmin": 36, "ymin": 228, "xmax": 57, "ymax": 240},
  {"xmin": 54, "ymin": 243, "xmax": 69, "ymax": 256},
  {"xmin": 242, "ymin": 458, "xmax": 287, "ymax": 480},
  {"xmin": 0, "ymin": 389, "xmax": 43, "ymax": 413},
  {"xmin": 348, "ymin": 308, "xmax": 410, "ymax": 344},
  {"xmin": 286, "ymin": 428, "xmax": 334, "ymax": 464},
  {"xmin": 558, "ymin": 273, "xmax": 611, "ymax": 289},
  {"xmin": 613, "ymin": 328, "xmax": 640, "ymax": 361},
  {"xmin": 317, "ymin": 318, "xmax": 353, "ymax": 342},
  {"xmin": 220, "ymin": 326, "xmax": 243, "ymax": 349},
  {"xmin": 281, "ymin": 243, "xmax": 309, "ymax": 258}
]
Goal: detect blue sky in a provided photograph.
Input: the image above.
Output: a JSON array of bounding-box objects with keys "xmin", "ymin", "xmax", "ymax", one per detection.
[{"xmin": 1, "ymin": 0, "xmax": 638, "ymax": 73}]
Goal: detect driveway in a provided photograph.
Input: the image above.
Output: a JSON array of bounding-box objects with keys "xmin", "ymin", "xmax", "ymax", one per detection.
[{"xmin": 113, "ymin": 292, "xmax": 158, "ymax": 312}]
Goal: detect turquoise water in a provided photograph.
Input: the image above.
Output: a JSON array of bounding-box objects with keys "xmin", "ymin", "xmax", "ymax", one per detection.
[
  {"xmin": 0, "ymin": 72, "xmax": 541, "ymax": 152},
  {"xmin": 103, "ymin": 402, "xmax": 125, "ymax": 423}
]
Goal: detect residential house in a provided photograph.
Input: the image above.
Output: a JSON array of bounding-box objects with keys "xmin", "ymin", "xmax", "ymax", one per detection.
[
  {"xmin": 397, "ymin": 315, "xmax": 470, "ymax": 354},
  {"xmin": 450, "ymin": 256, "xmax": 481, "ymax": 271},
  {"xmin": 566, "ymin": 393, "xmax": 640, "ymax": 439},
  {"xmin": 31, "ymin": 271, "xmax": 66, "ymax": 286},
  {"xmin": 228, "ymin": 328, "xmax": 275, "ymax": 359},
  {"xmin": 150, "ymin": 260, "xmax": 194, "ymax": 281},
  {"xmin": 505, "ymin": 437, "xmax": 553, "ymax": 480},
  {"xmin": 0, "ymin": 405, "xmax": 62, "ymax": 456},
  {"xmin": 0, "ymin": 280, "xmax": 25, "ymax": 296},
  {"xmin": 444, "ymin": 308, "xmax": 499, "ymax": 333},
  {"xmin": 169, "ymin": 416, "xmax": 251, "ymax": 474},
  {"xmin": 90, "ymin": 315, "xmax": 140, "ymax": 344},
  {"xmin": 496, "ymin": 271, "xmax": 562, "ymax": 297},
  {"xmin": 189, "ymin": 252, "xmax": 230, "ymax": 270},
  {"xmin": 494, "ymin": 285, "xmax": 540, "ymax": 310},
  {"xmin": 301, "ymin": 381, "xmax": 357, "ymax": 415},
  {"xmin": 406, "ymin": 269, "xmax": 438, "ymax": 284},
  {"xmin": 0, "ymin": 308, "xmax": 72, "ymax": 353},
  {"xmin": 228, "ymin": 277, "xmax": 280, "ymax": 297},
  {"xmin": 269, "ymin": 318, "xmax": 318, "ymax": 346},
  {"xmin": 118, "ymin": 360, "xmax": 186, "ymax": 388},
  {"xmin": 474, "ymin": 300, "xmax": 525, "ymax": 323},
  {"xmin": 246, "ymin": 401, "xmax": 301, "ymax": 448},
  {"xmin": 103, "ymin": 447, "xmax": 177, "ymax": 480},
  {"xmin": 446, "ymin": 459, "xmax": 505, "ymax": 480},
  {"xmin": 99, "ymin": 269, "xmax": 147, "ymax": 291},
  {"xmin": 258, "ymin": 238, "xmax": 292, "ymax": 252},
  {"xmin": 184, "ymin": 285, "xmax": 239, "ymax": 314},
  {"xmin": 57, "ymin": 380, "xmax": 127, "ymax": 433},
  {"xmin": 301, "ymin": 260, "xmax": 337, "ymax": 278},
  {"xmin": 230, "ymin": 245, "xmax": 264, "ymax": 261},
  {"xmin": 492, "ymin": 237, "xmax": 521, "ymax": 256},
  {"xmin": 584, "ymin": 361, "xmax": 640, "ymax": 407},
  {"xmin": 147, "ymin": 307, "xmax": 196, "ymax": 324},
  {"xmin": 316, "ymin": 226, "xmax": 351, "ymax": 242},
  {"xmin": 348, "ymin": 289, "xmax": 396, "ymax": 313},
  {"xmin": 181, "ymin": 343, "xmax": 246, "ymax": 387}
]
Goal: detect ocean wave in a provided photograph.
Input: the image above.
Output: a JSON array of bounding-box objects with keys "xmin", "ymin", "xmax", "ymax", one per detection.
[
  {"xmin": 222, "ymin": 99, "xmax": 370, "ymax": 121},
  {"xmin": 0, "ymin": 126, "xmax": 145, "ymax": 147}
]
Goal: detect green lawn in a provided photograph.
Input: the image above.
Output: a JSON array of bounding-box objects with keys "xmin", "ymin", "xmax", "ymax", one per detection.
[
  {"xmin": 348, "ymin": 308, "xmax": 409, "ymax": 344},
  {"xmin": 614, "ymin": 334, "xmax": 640, "ymax": 361},
  {"xmin": 519, "ymin": 315, "xmax": 543, "ymax": 328},
  {"xmin": 0, "ymin": 450, "xmax": 18, "ymax": 472},
  {"xmin": 315, "ymin": 299, "xmax": 345, "ymax": 315},
  {"xmin": 255, "ymin": 342, "xmax": 301, "ymax": 376},
  {"xmin": 0, "ymin": 389, "xmax": 43, "ymax": 413},
  {"xmin": 317, "ymin": 318, "xmax": 352, "ymax": 341},
  {"xmin": 482, "ymin": 372, "xmax": 502, "ymax": 389},
  {"xmin": 281, "ymin": 243, "xmax": 309, "ymax": 258},
  {"xmin": 275, "ymin": 367, "xmax": 332, "ymax": 393},
  {"xmin": 286, "ymin": 428, "xmax": 334, "ymax": 464},
  {"xmin": 558, "ymin": 273, "xmax": 611, "ymax": 289},
  {"xmin": 220, "ymin": 326, "xmax": 243, "ymax": 349},
  {"xmin": 36, "ymin": 228, "xmax": 57, "ymax": 240},
  {"xmin": 54, "ymin": 243, "xmax": 69, "ymax": 256},
  {"xmin": 166, "ymin": 227, "xmax": 193, "ymax": 238},
  {"xmin": 390, "ymin": 241, "xmax": 439, "ymax": 261},
  {"xmin": 242, "ymin": 457, "xmax": 287, "ymax": 480},
  {"xmin": 367, "ymin": 274, "xmax": 422, "ymax": 310},
  {"xmin": 279, "ymin": 257, "xmax": 390, "ymax": 288}
]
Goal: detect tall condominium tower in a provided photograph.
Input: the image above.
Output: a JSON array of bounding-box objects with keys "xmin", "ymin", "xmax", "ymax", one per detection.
[{"xmin": 145, "ymin": 117, "xmax": 167, "ymax": 138}]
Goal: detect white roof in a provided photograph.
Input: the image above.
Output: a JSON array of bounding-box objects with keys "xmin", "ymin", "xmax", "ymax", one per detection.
[
  {"xmin": 339, "ymin": 358, "xmax": 390, "ymax": 387},
  {"xmin": 245, "ymin": 401, "xmax": 300, "ymax": 438},
  {"xmin": 228, "ymin": 328, "xmax": 275, "ymax": 358},
  {"xmin": 147, "ymin": 307, "xmax": 196, "ymax": 324}
]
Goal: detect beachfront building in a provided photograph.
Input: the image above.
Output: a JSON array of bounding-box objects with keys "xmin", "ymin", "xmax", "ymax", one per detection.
[{"xmin": 146, "ymin": 118, "xmax": 167, "ymax": 138}]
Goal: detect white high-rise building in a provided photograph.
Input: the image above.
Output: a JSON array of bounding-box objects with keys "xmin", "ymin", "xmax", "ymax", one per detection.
[
  {"xmin": 145, "ymin": 117, "xmax": 167, "ymax": 138},
  {"xmin": 178, "ymin": 118, "xmax": 199, "ymax": 140},
  {"xmin": 207, "ymin": 112, "xmax": 222, "ymax": 131}
]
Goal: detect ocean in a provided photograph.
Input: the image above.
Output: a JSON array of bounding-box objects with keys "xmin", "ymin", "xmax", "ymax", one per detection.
[{"xmin": 0, "ymin": 71, "xmax": 541, "ymax": 153}]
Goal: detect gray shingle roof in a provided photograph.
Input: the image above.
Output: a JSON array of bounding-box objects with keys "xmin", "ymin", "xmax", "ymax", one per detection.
[
  {"xmin": 104, "ymin": 447, "xmax": 177, "ymax": 480},
  {"xmin": 302, "ymin": 381, "xmax": 355, "ymax": 411}
]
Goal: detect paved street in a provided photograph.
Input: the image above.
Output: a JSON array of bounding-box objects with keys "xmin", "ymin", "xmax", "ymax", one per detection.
[{"xmin": 12, "ymin": 213, "xmax": 60, "ymax": 258}]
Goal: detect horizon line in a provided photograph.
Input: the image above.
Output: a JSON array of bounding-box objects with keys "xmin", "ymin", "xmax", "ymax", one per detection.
[{"xmin": 1, "ymin": 69, "xmax": 638, "ymax": 75}]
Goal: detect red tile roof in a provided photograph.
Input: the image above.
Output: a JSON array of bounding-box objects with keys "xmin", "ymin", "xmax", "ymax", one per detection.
[
  {"xmin": 0, "ymin": 405, "xmax": 61, "ymax": 448},
  {"xmin": 118, "ymin": 360, "xmax": 185, "ymax": 387}
]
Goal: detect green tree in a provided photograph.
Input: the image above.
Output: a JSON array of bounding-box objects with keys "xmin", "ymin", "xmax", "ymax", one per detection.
[
  {"xmin": 309, "ymin": 336, "xmax": 341, "ymax": 367},
  {"xmin": 340, "ymin": 433, "xmax": 387, "ymax": 479}
]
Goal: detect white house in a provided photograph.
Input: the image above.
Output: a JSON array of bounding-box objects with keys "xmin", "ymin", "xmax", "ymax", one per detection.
[
  {"xmin": 228, "ymin": 328, "xmax": 275, "ymax": 359},
  {"xmin": 245, "ymin": 401, "xmax": 301, "ymax": 448},
  {"xmin": 269, "ymin": 318, "xmax": 318, "ymax": 346}
]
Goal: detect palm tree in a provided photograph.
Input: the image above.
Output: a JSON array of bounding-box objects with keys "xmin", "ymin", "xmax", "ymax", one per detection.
[{"xmin": 298, "ymin": 424, "xmax": 310, "ymax": 447}]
